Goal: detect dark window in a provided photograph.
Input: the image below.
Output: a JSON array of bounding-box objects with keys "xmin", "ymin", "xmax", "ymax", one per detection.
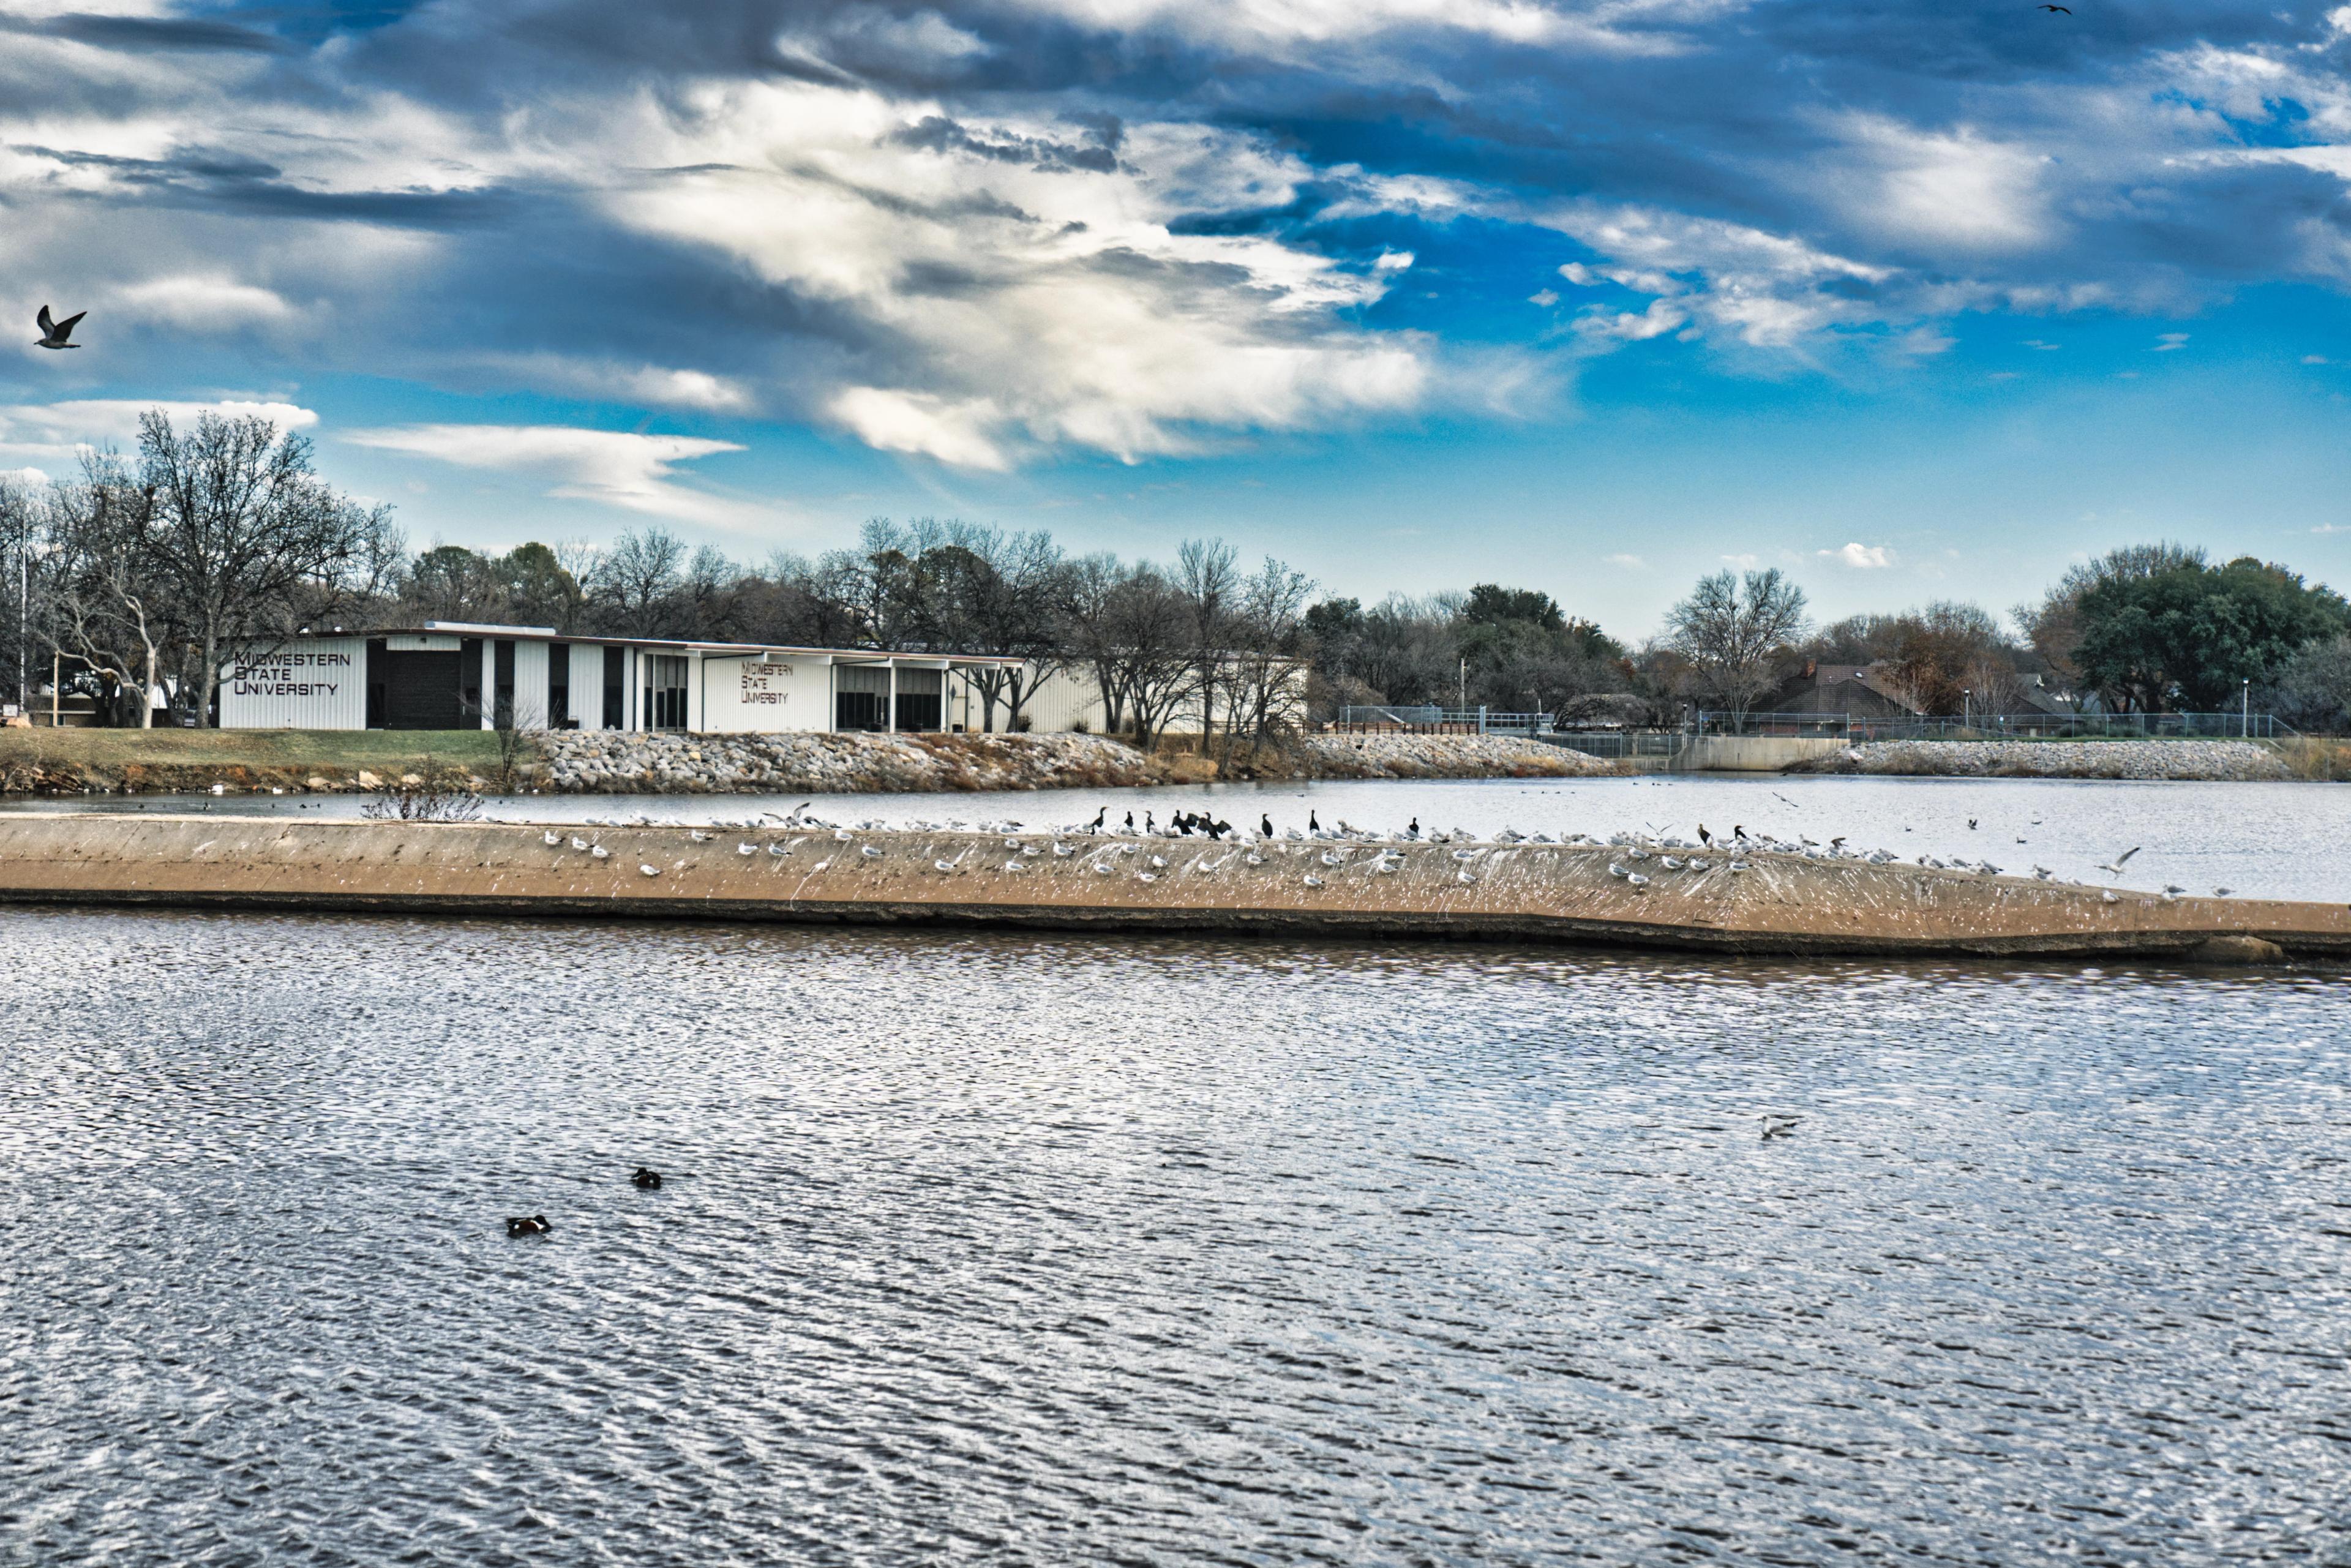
[
  {"xmin": 549, "ymin": 644, "xmax": 570, "ymax": 727},
  {"xmin": 460, "ymin": 639, "xmax": 482, "ymax": 724},
  {"xmin": 834, "ymin": 666, "xmax": 890, "ymax": 731},
  {"xmin": 894, "ymin": 669, "xmax": 943, "ymax": 732},
  {"xmin": 366, "ymin": 639, "xmax": 386, "ymax": 727},
  {"xmin": 493, "ymin": 640, "xmax": 516, "ymax": 725},
  {"xmin": 603, "ymin": 647, "xmax": 624, "ymax": 729},
  {"xmin": 645, "ymin": 655, "xmax": 689, "ymax": 730}
]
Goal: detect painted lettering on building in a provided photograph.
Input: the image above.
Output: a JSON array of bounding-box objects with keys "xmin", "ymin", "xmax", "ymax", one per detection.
[
  {"xmin": 231, "ymin": 650, "xmax": 351, "ymax": 699},
  {"xmin": 737, "ymin": 664, "xmax": 792, "ymax": 707}
]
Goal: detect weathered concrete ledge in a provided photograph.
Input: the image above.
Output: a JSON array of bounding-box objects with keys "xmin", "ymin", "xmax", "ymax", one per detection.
[
  {"xmin": 1793, "ymin": 738, "xmax": 2290, "ymax": 781},
  {"xmin": 2, "ymin": 816, "xmax": 2343, "ymax": 963}
]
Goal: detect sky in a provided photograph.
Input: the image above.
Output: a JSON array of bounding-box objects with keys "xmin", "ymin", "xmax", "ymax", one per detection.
[{"xmin": 4, "ymin": 0, "xmax": 2351, "ymax": 637}]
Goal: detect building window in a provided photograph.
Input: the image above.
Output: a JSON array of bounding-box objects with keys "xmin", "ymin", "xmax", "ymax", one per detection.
[
  {"xmin": 549, "ymin": 643, "xmax": 570, "ymax": 728},
  {"xmin": 894, "ymin": 668, "xmax": 943, "ymax": 732},
  {"xmin": 834, "ymin": 665, "xmax": 890, "ymax": 731},
  {"xmin": 493, "ymin": 639, "xmax": 516, "ymax": 726},
  {"xmin": 644, "ymin": 655, "xmax": 690, "ymax": 730},
  {"xmin": 604, "ymin": 646, "xmax": 625, "ymax": 729}
]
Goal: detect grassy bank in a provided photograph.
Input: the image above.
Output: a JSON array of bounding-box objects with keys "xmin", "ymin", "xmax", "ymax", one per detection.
[{"xmin": 0, "ymin": 727, "xmax": 509, "ymax": 794}]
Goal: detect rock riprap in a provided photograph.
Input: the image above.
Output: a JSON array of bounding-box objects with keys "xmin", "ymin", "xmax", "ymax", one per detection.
[
  {"xmin": 1808, "ymin": 740, "xmax": 2289, "ymax": 782},
  {"xmin": 538, "ymin": 729, "xmax": 1621, "ymax": 794},
  {"xmin": 1291, "ymin": 733, "xmax": 1621, "ymax": 779},
  {"xmin": 540, "ymin": 730, "xmax": 1164, "ymax": 794}
]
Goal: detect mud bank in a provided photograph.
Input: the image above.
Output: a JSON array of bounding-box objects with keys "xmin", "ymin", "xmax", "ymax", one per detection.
[
  {"xmin": 1793, "ymin": 740, "xmax": 2290, "ymax": 781},
  {"xmin": 2, "ymin": 816, "xmax": 2339, "ymax": 963}
]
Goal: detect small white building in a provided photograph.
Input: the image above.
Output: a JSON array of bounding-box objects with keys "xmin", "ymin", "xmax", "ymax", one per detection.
[{"xmin": 217, "ymin": 623, "xmax": 1027, "ymax": 735}]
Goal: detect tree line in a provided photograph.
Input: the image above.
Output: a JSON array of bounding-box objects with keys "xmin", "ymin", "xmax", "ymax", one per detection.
[{"xmin": 7, "ymin": 408, "xmax": 2348, "ymax": 734}]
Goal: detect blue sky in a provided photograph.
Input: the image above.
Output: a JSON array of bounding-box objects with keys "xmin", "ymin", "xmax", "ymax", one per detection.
[{"xmin": 4, "ymin": 0, "xmax": 2350, "ymax": 637}]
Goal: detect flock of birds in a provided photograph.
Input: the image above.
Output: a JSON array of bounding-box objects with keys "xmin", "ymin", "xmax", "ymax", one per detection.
[{"xmin": 529, "ymin": 798, "xmax": 2232, "ymax": 899}]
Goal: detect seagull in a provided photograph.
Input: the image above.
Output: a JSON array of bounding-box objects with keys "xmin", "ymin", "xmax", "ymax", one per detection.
[
  {"xmin": 590, "ymin": 845, "xmax": 610, "ymax": 860},
  {"xmin": 688, "ymin": 830, "xmax": 710, "ymax": 842},
  {"xmin": 738, "ymin": 842, "xmax": 757, "ymax": 855},
  {"xmin": 2037, "ymin": 3, "xmax": 2070, "ymax": 12},
  {"xmin": 861, "ymin": 845, "xmax": 884, "ymax": 858},
  {"xmin": 34, "ymin": 305, "xmax": 84, "ymax": 350},
  {"xmin": 1760, "ymin": 1115, "xmax": 1799, "ymax": 1142},
  {"xmin": 543, "ymin": 830, "xmax": 561, "ymax": 846},
  {"xmin": 2095, "ymin": 847, "xmax": 2142, "ymax": 874},
  {"xmin": 639, "ymin": 863, "xmax": 661, "ymax": 877},
  {"xmin": 2213, "ymin": 886, "xmax": 2234, "ymax": 897}
]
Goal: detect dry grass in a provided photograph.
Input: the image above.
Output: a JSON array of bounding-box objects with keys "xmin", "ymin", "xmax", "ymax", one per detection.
[
  {"xmin": 0, "ymin": 727, "xmax": 508, "ymax": 793},
  {"xmin": 2273, "ymin": 737, "xmax": 2351, "ymax": 781}
]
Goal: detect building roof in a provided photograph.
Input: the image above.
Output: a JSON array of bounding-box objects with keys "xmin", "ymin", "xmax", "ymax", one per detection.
[{"xmin": 343, "ymin": 623, "xmax": 1029, "ymax": 666}]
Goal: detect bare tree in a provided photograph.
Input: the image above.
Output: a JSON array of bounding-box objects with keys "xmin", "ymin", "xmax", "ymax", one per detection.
[
  {"xmin": 38, "ymin": 458, "xmax": 166, "ymax": 727},
  {"xmin": 591, "ymin": 525, "xmax": 688, "ymax": 636},
  {"xmin": 1175, "ymin": 537, "xmax": 1238, "ymax": 751},
  {"xmin": 932, "ymin": 522, "xmax": 1067, "ymax": 731},
  {"xmin": 132, "ymin": 410, "xmax": 394, "ymax": 725},
  {"xmin": 1108, "ymin": 566, "xmax": 1199, "ymax": 752},
  {"xmin": 1225, "ymin": 555, "xmax": 1313, "ymax": 755},
  {"xmin": 1058, "ymin": 552, "xmax": 1132, "ymax": 733},
  {"xmin": 1665, "ymin": 567, "xmax": 1809, "ymax": 720}
]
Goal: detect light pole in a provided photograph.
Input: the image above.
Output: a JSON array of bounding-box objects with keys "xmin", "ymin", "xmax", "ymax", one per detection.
[
  {"xmin": 1962, "ymin": 688, "xmax": 1970, "ymax": 734},
  {"xmin": 2243, "ymin": 678, "xmax": 2250, "ymax": 738}
]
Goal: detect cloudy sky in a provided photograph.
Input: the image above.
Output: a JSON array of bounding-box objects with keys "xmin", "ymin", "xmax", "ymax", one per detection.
[{"xmin": 4, "ymin": 0, "xmax": 2350, "ymax": 632}]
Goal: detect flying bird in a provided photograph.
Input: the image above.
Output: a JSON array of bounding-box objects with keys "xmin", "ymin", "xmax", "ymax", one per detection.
[
  {"xmin": 35, "ymin": 306, "xmax": 84, "ymax": 350},
  {"xmin": 2037, "ymin": 4, "xmax": 2070, "ymax": 12}
]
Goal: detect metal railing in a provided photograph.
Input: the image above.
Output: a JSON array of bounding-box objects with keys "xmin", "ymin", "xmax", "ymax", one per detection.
[
  {"xmin": 1332, "ymin": 705, "xmax": 2300, "ymax": 747},
  {"xmin": 1692, "ymin": 710, "xmax": 2298, "ymax": 741}
]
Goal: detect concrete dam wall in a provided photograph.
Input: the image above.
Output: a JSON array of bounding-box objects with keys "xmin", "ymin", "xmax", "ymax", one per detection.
[{"xmin": 1, "ymin": 816, "xmax": 2344, "ymax": 963}]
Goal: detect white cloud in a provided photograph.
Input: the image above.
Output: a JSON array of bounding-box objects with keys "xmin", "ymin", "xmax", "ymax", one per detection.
[
  {"xmin": 1823, "ymin": 114, "xmax": 2052, "ymax": 252},
  {"xmin": 1720, "ymin": 552, "xmax": 1760, "ymax": 569},
  {"xmin": 2154, "ymin": 332, "xmax": 2190, "ymax": 351},
  {"xmin": 2306, "ymin": 354, "xmax": 2333, "ymax": 364},
  {"xmin": 0, "ymin": 398, "xmax": 318, "ymax": 462},
  {"xmin": 599, "ymin": 84, "xmax": 1431, "ymax": 465},
  {"xmin": 1606, "ymin": 552, "xmax": 1644, "ymax": 568},
  {"xmin": 829, "ymin": 388, "xmax": 1009, "ymax": 470},
  {"xmin": 1539, "ymin": 203, "xmax": 1893, "ymax": 347},
  {"xmin": 1016, "ymin": 0, "xmax": 1712, "ymax": 56},
  {"xmin": 468, "ymin": 356, "xmax": 756, "ymax": 413},
  {"xmin": 1821, "ymin": 541, "xmax": 1895, "ymax": 568},
  {"xmin": 114, "ymin": 276, "xmax": 298, "ymax": 333},
  {"xmin": 1528, "ymin": 288, "xmax": 1559, "ymax": 306},
  {"xmin": 343, "ymin": 424, "xmax": 762, "ymax": 528}
]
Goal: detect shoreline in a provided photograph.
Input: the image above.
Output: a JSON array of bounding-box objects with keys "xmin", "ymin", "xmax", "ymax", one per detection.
[
  {"xmin": 2, "ymin": 814, "xmax": 2339, "ymax": 965},
  {"xmin": 0, "ymin": 729, "xmax": 1622, "ymax": 798}
]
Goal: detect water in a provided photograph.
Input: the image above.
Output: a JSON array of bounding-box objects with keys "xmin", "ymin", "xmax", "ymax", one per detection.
[
  {"xmin": 3, "ymin": 909, "xmax": 2347, "ymax": 1566},
  {"xmin": 8, "ymin": 774, "xmax": 2350, "ymax": 901}
]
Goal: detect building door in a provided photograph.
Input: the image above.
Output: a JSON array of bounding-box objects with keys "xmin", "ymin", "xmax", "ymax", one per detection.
[
  {"xmin": 643, "ymin": 655, "xmax": 690, "ymax": 730},
  {"xmin": 604, "ymin": 647, "xmax": 625, "ymax": 729},
  {"xmin": 370, "ymin": 648, "xmax": 463, "ymax": 729}
]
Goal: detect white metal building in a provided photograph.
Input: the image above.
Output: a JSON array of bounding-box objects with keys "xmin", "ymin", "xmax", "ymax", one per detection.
[{"xmin": 217, "ymin": 623, "xmax": 1027, "ymax": 735}]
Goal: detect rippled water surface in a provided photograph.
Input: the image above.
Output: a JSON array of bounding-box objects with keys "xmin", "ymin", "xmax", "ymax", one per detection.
[{"xmin": 3, "ymin": 909, "xmax": 2347, "ymax": 1566}]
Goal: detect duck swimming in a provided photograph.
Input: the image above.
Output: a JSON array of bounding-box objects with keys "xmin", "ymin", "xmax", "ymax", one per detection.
[
  {"xmin": 506, "ymin": 1215, "xmax": 551, "ymax": 1237},
  {"xmin": 631, "ymin": 1167, "xmax": 662, "ymax": 1190}
]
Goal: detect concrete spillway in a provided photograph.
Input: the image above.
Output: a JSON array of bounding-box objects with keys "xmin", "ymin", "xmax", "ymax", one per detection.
[{"xmin": 0, "ymin": 815, "xmax": 2344, "ymax": 962}]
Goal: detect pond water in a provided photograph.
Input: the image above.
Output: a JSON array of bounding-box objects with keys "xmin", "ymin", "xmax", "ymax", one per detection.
[
  {"xmin": 9, "ymin": 773, "xmax": 2350, "ymax": 902},
  {"xmin": 1, "ymin": 910, "xmax": 2345, "ymax": 1566}
]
